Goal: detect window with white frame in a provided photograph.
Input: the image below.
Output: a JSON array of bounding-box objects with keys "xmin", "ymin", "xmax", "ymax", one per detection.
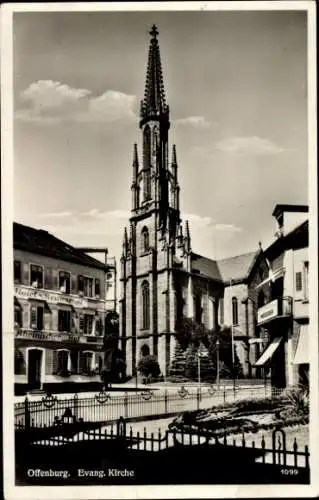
[
  {"xmin": 59, "ymin": 271, "xmax": 71, "ymax": 294},
  {"xmin": 79, "ymin": 351, "xmax": 94, "ymax": 374},
  {"xmin": 84, "ymin": 314, "xmax": 94, "ymax": 335},
  {"xmin": 30, "ymin": 264, "xmax": 43, "ymax": 288},
  {"xmin": 58, "ymin": 309, "xmax": 71, "ymax": 332},
  {"xmin": 57, "ymin": 350, "xmax": 69, "ymax": 373}
]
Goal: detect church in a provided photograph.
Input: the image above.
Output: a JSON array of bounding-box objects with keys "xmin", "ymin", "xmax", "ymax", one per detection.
[{"xmin": 119, "ymin": 25, "xmax": 269, "ymax": 379}]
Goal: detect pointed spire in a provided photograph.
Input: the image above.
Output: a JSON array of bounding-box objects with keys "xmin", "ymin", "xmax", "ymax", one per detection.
[
  {"xmin": 185, "ymin": 220, "xmax": 191, "ymax": 252},
  {"xmin": 122, "ymin": 227, "xmax": 128, "ymax": 256},
  {"xmin": 140, "ymin": 24, "xmax": 169, "ymax": 122},
  {"xmin": 171, "ymin": 144, "xmax": 178, "ymax": 181},
  {"xmin": 132, "ymin": 143, "xmax": 139, "ymax": 183}
]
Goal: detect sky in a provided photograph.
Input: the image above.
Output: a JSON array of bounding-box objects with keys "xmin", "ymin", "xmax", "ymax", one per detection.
[{"xmin": 13, "ymin": 9, "xmax": 308, "ymax": 267}]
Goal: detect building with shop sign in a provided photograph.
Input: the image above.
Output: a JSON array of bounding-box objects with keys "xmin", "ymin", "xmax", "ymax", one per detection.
[
  {"xmin": 120, "ymin": 26, "xmax": 269, "ymax": 379},
  {"xmin": 254, "ymin": 204, "xmax": 309, "ymax": 388},
  {"xmin": 14, "ymin": 222, "xmax": 116, "ymax": 394}
]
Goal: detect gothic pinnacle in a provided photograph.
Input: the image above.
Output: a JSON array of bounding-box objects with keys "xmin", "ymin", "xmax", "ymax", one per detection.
[{"xmin": 132, "ymin": 143, "xmax": 139, "ymax": 183}]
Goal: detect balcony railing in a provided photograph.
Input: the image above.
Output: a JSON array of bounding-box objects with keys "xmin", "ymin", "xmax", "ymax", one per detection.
[
  {"xmin": 257, "ymin": 297, "xmax": 292, "ymax": 326},
  {"xmin": 15, "ymin": 329, "xmax": 104, "ymax": 344}
]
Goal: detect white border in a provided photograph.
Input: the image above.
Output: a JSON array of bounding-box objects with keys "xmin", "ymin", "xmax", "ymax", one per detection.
[{"xmin": 1, "ymin": 2, "xmax": 318, "ymax": 499}]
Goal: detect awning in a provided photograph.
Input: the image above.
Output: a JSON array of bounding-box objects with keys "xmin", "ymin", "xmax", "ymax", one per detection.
[
  {"xmin": 28, "ymin": 297, "xmax": 51, "ymax": 312},
  {"xmin": 293, "ymin": 325, "xmax": 309, "ymax": 364},
  {"xmin": 254, "ymin": 337, "xmax": 282, "ymax": 366}
]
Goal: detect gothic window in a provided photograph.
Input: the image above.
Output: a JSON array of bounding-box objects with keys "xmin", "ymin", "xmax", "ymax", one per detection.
[
  {"xmin": 141, "ymin": 280, "xmax": 150, "ymax": 330},
  {"xmin": 144, "ymin": 171, "xmax": 151, "ymax": 201},
  {"xmin": 232, "ymin": 297, "xmax": 238, "ymax": 326},
  {"xmin": 143, "ymin": 125, "xmax": 151, "ymax": 170},
  {"xmin": 141, "ymin": 226, "xmax": 150, "ymax": 254},
  {"xmin": 219, "ymin": 298, "xmax": 224, "ymax": 325}
]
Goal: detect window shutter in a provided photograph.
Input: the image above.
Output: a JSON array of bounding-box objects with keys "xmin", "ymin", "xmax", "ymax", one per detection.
[
  {"xmin": 22, "ymin": 264, "xmax": 29, "ymax": 285},
  {"xmin": 52, "ymin": 350, "xmax": 58, "ymax": 374},
  {"xmin": 296, "ymin": 272, "xmax": 302, "ymax": 291},
  {"xmin": 71, "ymin": 274, "xmax": 77, "ymax": 294},
  {"xmin": 95, "ymin": 279, "xmax": 100, "ymax": 296},
  {"xmin": 45, "ymin": 350, "xmax": 53, "ymax": 375},
  {"xmin": 30, "ymin": 306, "xmax": 37, "ymax": 329},
  {"xmin": 44, "ymin": 268, "xmax": 53, "ymax": 290},
  {"xmin": 44, "ymin": 311, "xmax": 52, "ymax": 331},
  {"xmin": 79, "ymin": 314, "xmax": 84, "ymax": 333},
  {"xmin": 52, "ymin": 269, "xmax": 59, "ymax": 290}
]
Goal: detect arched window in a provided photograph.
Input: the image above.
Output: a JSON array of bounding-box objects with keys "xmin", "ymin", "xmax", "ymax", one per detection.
[
  {"xmin": 141, "ymin": 227, "xmax": 150, "ymax": 254},
  {"xmin": 141, "ymin": 281, "xmax": 150, "ymax": 330},
  {"xmin": 141, "ymin": 344, "xmax": 150, "ymax": 357},
  {"xmin": 232, "ymin": 297, "xmax": 238, "ymax": 326},
  {"xmin": 143, "ymin": 125, "xmax": 151, "ymax": 201}
]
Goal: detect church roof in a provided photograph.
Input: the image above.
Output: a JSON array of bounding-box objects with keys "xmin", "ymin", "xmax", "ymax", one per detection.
[
  {"xmin": 13, "ymin": 222, "xmax": 107, "ymax": 271},
  {"xmin": 190, "ymin": 250, "xmax": 260, "ymax": 284},
  {"xmin": 191, "ymin": 253, "xmax": 222, "ymax": 281},
  {"xmin": 216, "ymin": 250, "xmax": 260, "ymax": 284}
]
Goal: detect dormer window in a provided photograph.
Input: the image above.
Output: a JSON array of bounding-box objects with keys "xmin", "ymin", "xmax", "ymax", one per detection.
[{"xmin": 141, "ymin": 226, "xmax": 150, "ymax": 254}]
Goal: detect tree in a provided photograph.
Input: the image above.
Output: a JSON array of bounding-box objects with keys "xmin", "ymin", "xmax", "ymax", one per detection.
[
  {"xmin": 207, "ymin": 326, "xmax": 243, "ymax": 379},
  {"xmin": 101, "ymin": 311, "xmax": 126, "ymax": 387},
  {"xmin": 138, "ymin": 355, "xmax": 161, "ymax": 380}
]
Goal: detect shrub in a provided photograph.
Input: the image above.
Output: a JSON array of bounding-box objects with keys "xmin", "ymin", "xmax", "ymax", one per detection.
[{"xmin": 138, "ymin": 355, "xmax": 161, "ymax": 378}]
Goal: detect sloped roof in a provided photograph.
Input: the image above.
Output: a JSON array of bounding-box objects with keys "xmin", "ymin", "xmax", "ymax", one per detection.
[
  {"xmin": 217, "ymin": 251, "xmax": 260, "ymax": 283},
  {"xmin": 191, "ymin": 253, "xmax": 222, "ymax": 281},
  {"xmin": 13, "ymin": 222, "xmax": 107, "ymax": 271},
  {"xmin": 190, "ymin": 250, "xmax": 260, "ymax": 284}
]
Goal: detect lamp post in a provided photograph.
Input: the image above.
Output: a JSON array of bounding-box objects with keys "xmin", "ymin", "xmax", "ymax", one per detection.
[
  {"xmin": 216, "ymin": 339, "xmax": 220, "ymax": 389},
  {"xmin": 229, "ymin": 279, "xmax": 236, "ymax": 393},
  {"xmin": 197, "ymin": 347, "xmax": 201, "ymax": 390}
]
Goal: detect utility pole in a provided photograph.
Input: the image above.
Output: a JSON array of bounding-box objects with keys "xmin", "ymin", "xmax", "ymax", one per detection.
[{"xmin": 216, "ymin": 339, "xmax": 220, "ymax": 389}]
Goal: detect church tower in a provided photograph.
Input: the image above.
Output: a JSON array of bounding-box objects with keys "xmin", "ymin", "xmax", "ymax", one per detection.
[{"xmin": 120, "ymin": 25, "xmax": 189, "ymax": 377}]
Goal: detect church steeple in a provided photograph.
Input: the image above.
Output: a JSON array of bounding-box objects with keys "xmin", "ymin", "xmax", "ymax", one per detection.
[{"xmin": 140, "ymin": 24, "xmax": 169, "ymax": 126}]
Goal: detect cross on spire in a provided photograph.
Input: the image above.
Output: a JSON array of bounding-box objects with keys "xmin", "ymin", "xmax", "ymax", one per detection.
[{"xmin": 149, "ymin": 24, "xmax": 158, "ymax": 38}]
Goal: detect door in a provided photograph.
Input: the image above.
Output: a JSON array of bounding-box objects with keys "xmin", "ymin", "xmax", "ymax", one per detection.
[{"xmin": 28, "ymin": 349, "xmax": 43, "ymax": 389}]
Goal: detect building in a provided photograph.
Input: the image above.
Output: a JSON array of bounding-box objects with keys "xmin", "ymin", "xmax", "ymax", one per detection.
[
  {"xmin": 254, "ymin": 204, "xmax": 309, "ymax": 388},
  {"xmin": 14, "ymin": 222, "xmax": 116, "ymax": 394},
  {"xmin": 119, "ymin": 25, "xmax": 269, "ymax": 379}
]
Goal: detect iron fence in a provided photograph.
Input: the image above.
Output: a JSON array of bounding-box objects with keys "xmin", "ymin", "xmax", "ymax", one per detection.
[
  {"xmin": 15, "ymin": 384, "xmax": 283, "ymax": 430},
  {"xmin": 27, "ymin": 418, "xmax": 309, "ymax": 470}
]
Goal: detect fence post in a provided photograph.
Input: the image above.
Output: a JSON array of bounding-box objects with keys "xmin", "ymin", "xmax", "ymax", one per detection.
[
  {"xmin": 197, "ymin": 388, "xmax": 200, "ymax": 410},
  {"xmin": 164, "ymin": 389, "xmax": 168, "ymax": 414},
  {"xmin": 24, "ymin": 397, "xmax": 30, "ymax": 429},
  {"xmin": 73, "ymin": 393, "xmax": 78, "ymax": 421},
  {"xmin": 124, "ymin": 393, "xmax": 128, "ymax": 418}
]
